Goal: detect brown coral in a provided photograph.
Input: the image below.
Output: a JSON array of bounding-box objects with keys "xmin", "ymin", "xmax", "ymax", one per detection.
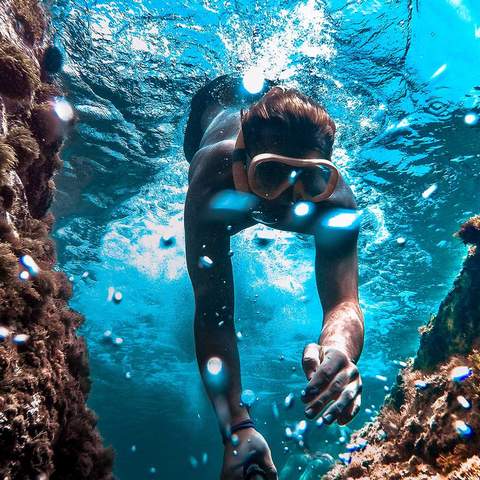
[
  {"xmin": 0, "ymin": 0, "xmax": 114, "ymax": 478},
  {"xmin": 325, "ymin": 217, "xmax": 480, "ymax": 480},
  {"xmin": 6, "ymin": 124, "xmax": 40, "ymax": 175},
  {"xmin": 0, "ymin": 40, "xmax": 40, "ymax": 99},
  {"xmin": 447, "ymin": 456, "xmax": 480, "ymax": 480},
  {"xmin": 325, "ymin": 355, "xmax": 480, "ymax": 479},
  {"xmin": 0, "ymin": 141, "xmax": 18, "ymax": 184},
  {"xmin": 455, "ymin": 215, "xmax": 480, "ymax": 246},
  {"xmin": 34, "ymin": 82, "xmax": 63, "ymax": 104},
  {"xmin": 0, "ymin": 241, "xmax": 18, "ymax": 279},
  {"xmin": 11, "ymin": 0, "xmax": 47, "ymax": 45}
]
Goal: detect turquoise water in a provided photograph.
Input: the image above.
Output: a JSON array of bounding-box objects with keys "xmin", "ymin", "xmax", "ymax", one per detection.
[{"xmin": 50, "ymin": 0, "xmax": 480, "ymax": 478}]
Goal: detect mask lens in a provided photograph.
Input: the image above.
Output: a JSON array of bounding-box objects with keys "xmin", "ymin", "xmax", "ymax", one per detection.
[
  {"xmin": 298, "ymin": 164, "xmax": 334, "ymax": 198},
  {"xmin": 253, "ymin": 161, "xmax": 297, "ymax": 194}
]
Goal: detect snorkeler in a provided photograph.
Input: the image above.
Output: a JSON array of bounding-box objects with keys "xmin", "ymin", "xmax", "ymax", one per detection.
[{"xmin": 184, "ymin": 76, "xmax": 364, "ymax": 480}]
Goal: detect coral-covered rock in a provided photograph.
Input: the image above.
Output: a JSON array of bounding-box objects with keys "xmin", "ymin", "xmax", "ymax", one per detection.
[
  {"xmin": 325, "ymin": 219, "xmax": 480, "ymax": 479},
  {"xmin": 0, "ymin": 41, "xmax": 39, "ymax": 99},
  {"xmin": 455, "ymin": 215, "xmax": 480, "ymax": 247},
  {"xmin": 0, "ymin": 1, "xmax": 113, "ymax": 478},
  {"xmin": 415, "ymin": 218, "xmax": 480, "ymax": 370}
]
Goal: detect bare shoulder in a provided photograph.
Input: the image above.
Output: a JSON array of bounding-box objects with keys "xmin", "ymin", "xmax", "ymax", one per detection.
[{"xmin": 187, "ymin": 139, "xmax": 236, "ymax": 189}]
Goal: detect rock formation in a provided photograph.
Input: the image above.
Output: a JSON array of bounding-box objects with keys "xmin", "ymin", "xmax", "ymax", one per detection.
[
  {"xmin": 325, "ymin": 216, "xmax": 480, "ymax": 480},
  {"xmin": 0, "ymin": 1, "xmax": 113, "ymax": 478}
]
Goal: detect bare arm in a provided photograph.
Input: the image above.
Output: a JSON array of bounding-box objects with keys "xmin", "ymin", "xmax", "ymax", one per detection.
[
  {"xmin": 184, "ymin": 182, "xmax": 249, "ymax": 436},
  {"xmin": 315, "ymin": 227, "xmax": 364, "ymax": 362},
  {"xmin": 301, "ymin": 221, "xmax": 364, "ymax": 425}
]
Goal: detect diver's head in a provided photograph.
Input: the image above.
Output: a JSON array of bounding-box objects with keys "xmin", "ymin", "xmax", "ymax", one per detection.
[
  {"xmin": 232, "ymin": 87, "xmax": 339, "ymax": 203},
  {"xmin": 240, "ymin": 87, "xmax": 336, "ymax": 160}
]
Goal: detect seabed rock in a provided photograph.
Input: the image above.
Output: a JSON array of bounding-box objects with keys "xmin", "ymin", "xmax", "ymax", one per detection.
[
  {"xmin": 324, "ymin": 215, "xmax": 480, "ymax": 480},
  {"xmin": 0, "ymin": 1, "xmax": 113, "ymax": 478}
]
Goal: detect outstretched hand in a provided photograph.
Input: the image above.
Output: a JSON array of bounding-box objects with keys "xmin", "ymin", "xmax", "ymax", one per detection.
[
  {"xmin": 301, "ymin": 344, "xmax": 362, "ymax": 425},
  {"xmin": 221, "ymin": 428, "xmax": 277, "ymax": 480}
]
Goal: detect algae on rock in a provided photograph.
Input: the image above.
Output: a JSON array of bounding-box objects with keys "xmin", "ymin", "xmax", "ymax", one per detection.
[
  {"xmin": 325, "ymin": 216, "xmax": 480, "ymax": 480},
  {"xmin": 0, "ymin": 1, "xmax": 113, "ymax": 478}
]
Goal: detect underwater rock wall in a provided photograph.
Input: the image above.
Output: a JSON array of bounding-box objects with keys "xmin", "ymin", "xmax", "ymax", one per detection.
[
  {"xmin": 325, "ymin": 216, "xmax": 480, "ymax": 480},
  {"xmin": 0, "ymin": 1, "xmax": 113, "ymax": 478}
]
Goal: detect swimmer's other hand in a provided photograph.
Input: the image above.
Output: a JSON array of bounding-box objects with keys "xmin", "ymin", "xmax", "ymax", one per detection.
[
  {"xmin": 221, "ymin": 428, "xmax": 277, "ymax": 480},
  {"xmin": 301, "ymin": 344, "xmax": 362, "ymax": 426}
]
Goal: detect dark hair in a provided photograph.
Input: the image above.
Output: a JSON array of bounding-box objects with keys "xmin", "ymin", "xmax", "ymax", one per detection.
[{"xmin": 241, "ymin": 87, "xmax": 336, "ymax": 159}]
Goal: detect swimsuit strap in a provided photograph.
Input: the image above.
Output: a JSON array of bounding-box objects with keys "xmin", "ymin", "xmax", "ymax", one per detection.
[{"xmin": 232, "ymin": 128, "xmax": 251, "ymax": 193}]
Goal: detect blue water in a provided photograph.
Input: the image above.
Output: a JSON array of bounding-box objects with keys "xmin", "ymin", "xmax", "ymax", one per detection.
[{"xmin": 49, "ymin": 0, "xmax": 480, "ymax": 478}]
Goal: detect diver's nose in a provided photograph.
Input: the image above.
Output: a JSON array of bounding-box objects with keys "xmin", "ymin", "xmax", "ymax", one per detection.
[{"xmin": 292, "ymin": 182, "xmax": 303, "ymax": 201}]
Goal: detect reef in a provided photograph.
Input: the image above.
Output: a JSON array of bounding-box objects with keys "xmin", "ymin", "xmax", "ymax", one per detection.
[
  {"xmin": 325, "ymin": 215, "xmax": 480, "ymax": 480},
  {"xmin": 0, "ymin": 1, "xmax": 113, "ymax": 478}
]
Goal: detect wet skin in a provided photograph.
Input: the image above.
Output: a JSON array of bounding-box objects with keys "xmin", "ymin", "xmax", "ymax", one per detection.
[{"xmin": 184, "ymin": 105, "xmax": 364, "ymax": 479}]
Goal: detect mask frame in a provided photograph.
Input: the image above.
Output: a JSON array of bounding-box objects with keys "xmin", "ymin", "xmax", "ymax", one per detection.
[{"xmin": 232, "ymin": 128, "xmax": 339, "ymax": 202}]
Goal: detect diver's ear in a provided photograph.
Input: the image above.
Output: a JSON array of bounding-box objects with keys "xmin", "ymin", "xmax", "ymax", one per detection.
[
  {"xmin": 232, "ymin": 160, "xmax": 250, "ymax": 193},
  {"xmin": 234, "ymin": 128, "xmax": 246, "ymax": 150},
  {"xmin": 232, "ymin": 129, "xmax": 250, "ymax": 193}
]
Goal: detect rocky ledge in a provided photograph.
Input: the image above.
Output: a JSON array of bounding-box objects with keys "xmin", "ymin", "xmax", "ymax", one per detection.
[
  {"xmin": 325, "ymin": 216, "xmax": 480, "ymax": 480},
  {"xmin": 0, "ymin": 1, "xmax": 113, "ymax": 478}
]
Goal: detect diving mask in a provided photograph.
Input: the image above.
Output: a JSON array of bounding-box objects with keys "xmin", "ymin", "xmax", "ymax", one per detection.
[{"xmin": 232, "ymin": 129, "xmax": 339, "ymax": 202}]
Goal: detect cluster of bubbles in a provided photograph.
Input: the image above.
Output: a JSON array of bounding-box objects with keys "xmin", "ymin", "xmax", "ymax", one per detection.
[
  {"xmin": 0, "ymin": 327, "xmax": 29, "ymax": 345},
  {"xmin": 414, "ymin": 365, "xmax": 474, "ymax": 440},
  {"xmin": 200, "ymin": 354, "xmax": 418, "ymax": 468},
  {"xmin": 102, "ymin": 330, "xmax": 124, "ymax": 346},
  {"xmin": 18, "ymin": 254, "xmax": 40, "ymax": 281},
  {"xmin": 107, "ymin": 286, "xmax": 123, "ymax": 304}
]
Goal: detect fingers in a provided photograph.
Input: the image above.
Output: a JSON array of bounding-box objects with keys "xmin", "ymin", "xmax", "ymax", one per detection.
[
  {"xmin": 338, "ymin": 379, "xmax": 362, "ymax": 425},
  {"xmin": 304, "ymin": 369, "xmax": 350, "ymax": 418},
  {"xmin": 320, "ymin": 378, "xmax": 362, "ymax": 425},
  {"xmin": 302, "ymin": 343, "xmax": 321, "ymax": 380},
  {"xmin": 256, "ymin": 445, "xmax": 277, "ymax": 480},
  {"xmin": 302, "ymin": 349, "xmax": 348, "ymax": 403},
  {"xmin": 244, "ymin": 450, "xmax": 277, "ymax": 480},
  {"xmin": 264, "ymin": 466, "xmax": 278, "ymax": 480}
]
